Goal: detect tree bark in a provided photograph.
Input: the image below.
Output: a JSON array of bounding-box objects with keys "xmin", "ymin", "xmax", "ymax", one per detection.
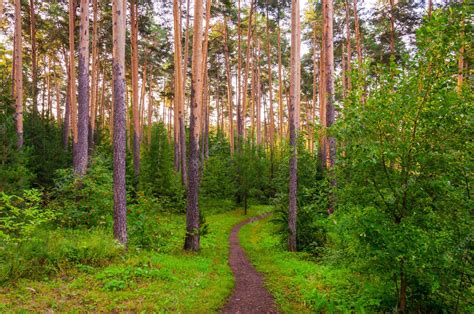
[
  {"xmin": 147, "ymin": 79, "xmax": 153, "ymax": 146},
  {"xmin": 64, "ymin": 50, "xmax": 71, "ymax": 149},
  {"xmin": 241, "ymin": 1, "xmax": 254, "ymax": 140},
  {"xmin": 69, "ymin": 0, "xmax": 78, "ymax": 144},
  {"xmin": 29, "ymin": 0, "xmax": 38, "ymax": 114},
  {"xmin": 112, "ymin": 0, "xmax": 127, "ymax": 246},
  {"xmin": 256, "ymin": 40, "xmax": 262, "ymax": 146},
  {"xmin": 223, "ymin": 15, "xmax": 234, "ymax": 156},
  {"xmin": 184, "ymin": 0, "xmax": 204, "ymax": 252},
  {"xmin": 318, "ymin": 0, "xmax": 327, "ymax": 170},
  {"xmin": 236, "ymin": 0, "xmax": 242, "ymax": 140},
  {"xmin": 266, "ymin": 1, "xmax": 275, "ymax": 148},
  {"xmin": 277, "ymin": 20, "xmax": 284, "ymax": 144},
  {"xmin": 74, "ymin": 0, "xmax": 90, "ymax": 176},
  {"xmin": 90, "ymin": 0, "xmax": 99, "ymax": 149},
  {"xmin": 131, "ymin": 0, "xmax": 140, "ymax": 179},
  {"xmin": 344, "ymin": 0, "xmax": 352, "ymax": 95},
  {"xmin": 288, "ymin": 0, "xmax": 300, "ymax": 252},
  {"xmin": 325, "ymin": 0, "xmax": 336, "ymax": 214},
  {"xmin": 14, "ymin": 0, "xmax": 23, "ymax": 149}
]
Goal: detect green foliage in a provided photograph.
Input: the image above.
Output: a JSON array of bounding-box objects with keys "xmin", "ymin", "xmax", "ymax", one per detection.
[
  {"xmin": 0, "ymin": 228, "xmax": 122, "ymax": 283},
  {"xmin": 330, "ymin": 5, "xmax": 473, "ymax": 311},
  {"xmin": 0, "ymin": 189, "xmax": 56, "ymax": 244},
  {"xmin": 50, "ymin": 153, "xmax": 114, "ymax": 228},
  {"xmin": 139, "ymin": 123, "xmax": 185, "ymax": 211},
  {"xmin": 0, "ymin": 97, "xmax": 35, "ymax": 193}
]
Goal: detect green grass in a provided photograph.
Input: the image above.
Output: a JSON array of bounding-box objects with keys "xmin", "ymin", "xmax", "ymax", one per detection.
[
  {"xmin": 0, "ymin": 205, "xmax": 272, "ymax": 312},
  {"xmin": 239, "ymin": 214, "xmax": 369, "ymax": 313}
]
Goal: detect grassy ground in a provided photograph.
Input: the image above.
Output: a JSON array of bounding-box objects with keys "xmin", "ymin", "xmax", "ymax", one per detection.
[
  {"xmin": 239, "ymin": 214, "xmax": 365, "ymax": 313},
  {"xmin": 0, "ymin": 205, "xmax": 272, "ymax": 312}
]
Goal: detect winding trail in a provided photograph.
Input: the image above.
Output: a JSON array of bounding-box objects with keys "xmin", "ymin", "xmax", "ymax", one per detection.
[{"xmin": 221, "ymin": 213, "xmax": 279, "ymax": 314}]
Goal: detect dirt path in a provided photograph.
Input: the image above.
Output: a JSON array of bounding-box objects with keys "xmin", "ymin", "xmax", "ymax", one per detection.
[{"xmin": 221, "ymin": 213, "xmax": 279, "ymax": 314}]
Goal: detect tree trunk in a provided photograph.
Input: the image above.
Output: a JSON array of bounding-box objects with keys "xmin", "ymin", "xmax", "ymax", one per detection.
[
  {"xmin": 54, "ymin": 67, "xmax": 61, "ymax": 124},
  {"xmin": 241, "ymin": 1, "xmax": 254, "ymax": 140},
  {"xmin": 112, "ymin": 0, "xmax": 127, "ymax": 246},
  {"xmin": 223, "ymin": 15, "xmax": 234, "ymax": 156},
  {"xmin": 311, "ymin": 23, "xmax": 318, "ymax": 154},
  {"xmin": 457, "ymin": 18, "xmax": 464, "ymax": 94},
  {"xmin": 64, "ymin": 51, "xmax": 71, "ymax": 149},
  {"xmin": 184, "ymin": 0, "xmax": 204, "ymax": 252},
  {"xmin": 90, "ymin": 0, "xmax": 99, "ymax": 149},
  {"xmin": 318, "ymin": 0, "xmax": 327, "ymax": 170},
  {"xmin": 69, "ymin": 0, "xmax": 78, "ymax": 144},
  {"xmin": 344, "ymin": 0, "xmax": 352, "ymax": 94},
  {"xmin": 353, "ymin": 0, "xmax": 364, "ymax": 103},
  {"xmin": 14, "ymin": 0, "xmax": 23, "ymax": 149},
  {"xmin": 131, "ymin": 0, "xmax": 140, "ymax": 179},
  {"xmin": 256, "ymin": 40, "xmax": 262, "ymax": 146},
  {"xmin": 47, "ymin": 57, "xmax": 52, "ymax": 119},
  {"xmin": 277, "ymin": 20, "xmax": 284, "ymax": 144},
  {"xmin": 29, "ymin": 0, "xmax": 38, "ymax": 114},
  {"xmin": 182, "ymin": 0, "xmax": 191, "ymax": 122},
  {"xmin": 147, "ymin": 79, "xmax": 153, "ymax": 146},
  {"xmin": 173, "ymin": 0, "xmax": 187, "ymax": 182},
  {"xmin": 288, "ymin": 0, "xmax": 300, "ymax": 252},
  {"xmin": 74, "ymin": 0, "xmax": 90, "ymax": 176},
  {"xmin": 266, "ymin": 1, "xmax": 275, "ymax": 148},
  {"xmin": 389, "ymin": 0, "xmax": 395, "ymax": 60},
  {"xmin": 236, "ymin": 0, "xmax": 242, "ymax": 140},
  {"xmin": 325, "ymin": 0, "xmax": 336, "ymax": 214}
]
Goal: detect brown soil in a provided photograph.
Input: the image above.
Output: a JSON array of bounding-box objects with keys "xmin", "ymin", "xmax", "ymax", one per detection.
[{"xmin": 221, "ymin": 213, "xmax": 279, "ymax": 314}]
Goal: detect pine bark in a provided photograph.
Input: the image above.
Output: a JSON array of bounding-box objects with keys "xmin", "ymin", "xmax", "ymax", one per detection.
[
  {"xmin": 69, "ymin": 0, "xmax": 78, "ymax": 144},
  {"xmin": 288, "ymin": 0, "xmax": 300, "ymax": 252},
  {"xmin": 184, "ymin": 0, "xmax": 204, "ymax": 251},
  {"xmin": 131, "ymin": 0, "xmax": 140, "ymax": 179},
  {"xmin": 266, "ymin": 1, "xmax": 275, "ymax": 147},
  {"xmin": 277, "ymin": 21, "xmax": 284, "ymax": 143},
  {"xmin": 112, "ymin": 0, "xmax": 127, "ymax": 246},
  {"xmin": 344, "ymin": 0, "xmax": 352, "ymax": 95},
  {"xmin": 223, "ymin": 15, "xmax": 234, "ymax": 156},
  {"xmin": 236, "ymin": 0, "xmax": 242, "ymax": 140},
  {"xmin": 74, "ymin": 0, "xmax": 90, "ymax": 176},
  {"xmin": 29, "ymin": 0, "xmax": 38, "ymax": 114},
  {"xmin": 179, "ymin": 0, "xmax": 189, "ymax": 185},
  {"xmin": 14, "ymin": 0, "xmax": 23, "ymax": 149},
  {"xmin": 90, "ymin": 0, "xmax": 99, "ymax": 149},
  {"xmin": 241, "ymin": 0, "xmax": 254, "ymax": 139}
]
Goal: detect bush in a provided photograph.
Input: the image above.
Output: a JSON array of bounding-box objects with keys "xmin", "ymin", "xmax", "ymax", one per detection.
[
  {"xmin": 0, "ymin": 228, "xmax": 122, "ymax": 283},
  {"xmin": 139, "ymin": 123, "xmax": 185, "ymax": 211},
  {"xmin": 0, "ymin": 189, "xmax": 56, "ymax": 244},
  {"xmin": 50, "ymin": 153, "xmax": 114, "ymax": 228}
]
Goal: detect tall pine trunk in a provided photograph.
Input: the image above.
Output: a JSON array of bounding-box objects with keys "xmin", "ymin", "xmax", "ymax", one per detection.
[
  {"xmin": 74, "ymin": 0, "xmax": 90, "ymax": 176},
  {"xmin": 69, "ymin": 0, "xmax": 78, "ymax": 145},
  {"xmin": 14, "ymin": 0, "xmax": 23, "ymax": 149},
  {"xmin": 184, "ymin": 0, "xmax": 204, "ymax": 252},
  {"xmin": 112, "ymin": 0, "xmax": 127, "ymax": 246},
  {"xmin": 241, "ymin": 1, "xmax": 254, "ymax": 140},
  {"xmin": 223, "ymin": 15, "xmax": 234, "ymax": 156},
  {"xmin": 90, "ymin": 0, "xmax": 99, "ymax": 149},
  {"xmin": 131, "ymin": 0, "xmax": 140, "ymax": 180},
  {"xmin": 288, "ymin": 0, "xmax": 300, "ymax": 252},
  {"xmin": 29, "ymin": 0, "xmax": 38, "ymax": 114}
]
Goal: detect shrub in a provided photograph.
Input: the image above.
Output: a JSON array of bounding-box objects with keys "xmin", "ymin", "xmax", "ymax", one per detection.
[
  {"xmin": 0, "ymin": 228, "xmax": 122, "ymax": 283},
  {"xmin": 50, "ymin": 153, "xmax": 114, "ymax": 228},
  {"xmin": 0, "ymin": 189, "xmax": 56, "ymax": 244}
]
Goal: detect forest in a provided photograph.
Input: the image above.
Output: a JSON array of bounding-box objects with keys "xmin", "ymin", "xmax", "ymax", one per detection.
[{"xmin": 0, "ymin": 0, "xmax": 472, "ymax": 312}]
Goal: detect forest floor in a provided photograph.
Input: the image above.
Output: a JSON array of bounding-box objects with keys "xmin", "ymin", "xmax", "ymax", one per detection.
[
  {"xmin": 0, "ymin": 205, "xmax": 274, "ymax": 312},
  {"xmin": 0, "ymin": 204, "xmax": 356, "ymax": 312},
  {"xmin": 221, "ymin": 213, "xmax": 279, "ymax": 313}
]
